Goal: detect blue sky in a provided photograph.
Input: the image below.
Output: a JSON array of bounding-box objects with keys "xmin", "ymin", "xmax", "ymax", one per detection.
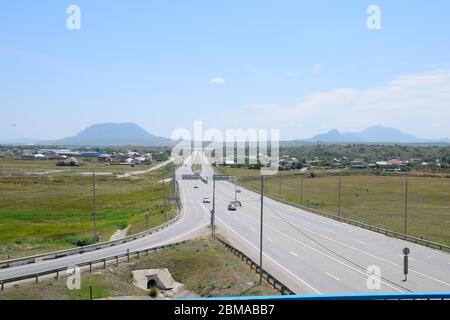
[{"xmin": 1, "ymin": 0, "xmax": 449, "ymax": 140}]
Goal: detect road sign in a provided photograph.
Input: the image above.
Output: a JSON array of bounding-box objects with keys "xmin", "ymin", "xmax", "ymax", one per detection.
[
  {"xmin": 181, "ymin": 174, "xmax": 200, "ymax": 180},
  {"xmin": 214, "ymin": 175, "xmax": 233, "ymax": 181},
  {"xmin": 403, "ymin": 247, "xmax": 410, "ymax": 256}
]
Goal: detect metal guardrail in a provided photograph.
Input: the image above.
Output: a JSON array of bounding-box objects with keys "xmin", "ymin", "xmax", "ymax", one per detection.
[
  {"xmin": 0, "ymin": 181, "xmax": 184, "ymax": 269},
  {"xmin": 243, "ymin": 185, "xmax": 450, "ymax": 253},
  {"xmin": 0, "ymin": 241, "xmax": 187, "ymax": 291},
  {"xmin": 216, "ymin": 238, "xmax": 295, "ymax": 295}
]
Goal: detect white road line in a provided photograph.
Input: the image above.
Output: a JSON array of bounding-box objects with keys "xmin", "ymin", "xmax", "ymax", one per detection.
[
  {"xmin": 355, "ymin": 240, "xmax": 367, "ymax": 245},
  {"xmin": 266, "ymin": 237, "xmax": 273, "ymax": 242},
  {"xmin": 216, "ymin": 216, "xmax": 321, "ymax": 294},
  {"xmin": 237, "ymin": 211, "xmax": 404, "ymax": 292},
  {"xmin": 326, "ymin": 229, "xmax": 335, "ymax": 234},
  {"xmin": 326, "ymin": 272, "xmax": 341, "ymax": 281},
  {"xmin": 250, "ymin": 227, "xmax": 256, "ymax": 232},
  {"xmin": 235, "ymin": 192, "xmax": 450, "ymax": 288},
  {"xmin": 215, "ymin": 177, "xmax": 450, "ymax": 287},
  {"xmin": 289, "ymin": 251, "xmax": 298, "ymax": 257}
]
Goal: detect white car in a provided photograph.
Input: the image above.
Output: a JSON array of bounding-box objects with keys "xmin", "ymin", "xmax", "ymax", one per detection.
[{"xmin": 203, "ymin": 197, "xmax": 211, "ymax": 203}]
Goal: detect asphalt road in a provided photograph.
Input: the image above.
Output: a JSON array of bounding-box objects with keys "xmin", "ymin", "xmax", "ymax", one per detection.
[
  {"xmin": 193, "ymin": 151, "xmax": 450, "ymax": 294},
  {"xmin": 0, "ymin": 154, "xmax": 210, "ymax": 282},
  {"xmin": 1, "ymin": 150, "xmax": 449, "ymax": 295}
]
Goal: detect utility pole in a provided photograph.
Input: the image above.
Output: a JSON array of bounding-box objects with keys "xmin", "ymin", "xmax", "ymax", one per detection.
[
  {"xmin": 234, "ymin": 176, "xmax": 237, "ymax": 202},
  {"xmin": 162, "ymin": 168, "xmax": 166, "ymax": 223},
  {"xmin": 212, "ymin": 174, "xmax": 216, "ymax": 239},
  {"xmin": 259, "ymin": 174, "xmax": 264, "ymax": 285},
  {"xmin": 278, "ymin": 174, "xmax": 282, "ymax": 198},
  {"xmin": 144, "ymin": 212, "xmax": 149, "ymax": 230},
  {"xmin": 92, "ymin": 171, "xmax": 97, "ymax": 243},
  {"xmin": 338, "ymin": 176, "xmax": 342, "ymax": 217},
  {"xmin": 404, "ymin": 176, "xmax": 408, "ymax": 235},
  {"xmin": 300, "ymin": 176, "xmax": 304, "ymax": 206}
]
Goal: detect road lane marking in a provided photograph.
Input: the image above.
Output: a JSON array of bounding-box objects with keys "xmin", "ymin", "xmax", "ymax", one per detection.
[
  {"xmin": 326, "ymin": 229, "xmax": 335, "ymax": 234},
  {"xmin": 326, "ymin": 272, "xmax": 341, "ymax": 281},
  {"xmin": 216, "ymin": 216, "xmax": 321, "ymax": 294},
  {"xmin": 236, "ymin": 211, "xmax": 404, "ymax": 292},
  {"xmin": 213, "ymin": 176, "xmax": 450, "ymax": 287},
  {"xmin": 250, "ymin": 227, "xmax": 256, "ymax": 232},
  {"xmin": 289, "ymin": 251, "xmax": 298, "ymax": 257},
  {"xmin": 355, "ymin": 240, "xmax": 367, "ymax": 245},
  {"xmin": 266, "ymin": 237, "xmax": 273, "ymax": 242}
]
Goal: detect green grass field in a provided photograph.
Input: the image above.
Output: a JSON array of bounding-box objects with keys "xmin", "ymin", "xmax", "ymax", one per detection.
[
  {"xmin": 0, "ymin": 239, "xmax": 278, "ymax": 300},
  {"xmin": 0, "ymin": 159, "xmax": 176, "ymax": 260},
  {"xmin": 216, "ymin": 167, "xmax": 450, "ymax": 245}
]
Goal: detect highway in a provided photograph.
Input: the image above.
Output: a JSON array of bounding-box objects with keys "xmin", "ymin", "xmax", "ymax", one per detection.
[
  {"xmin": 0, "ymin": 154, "xmax": 210, "ymax": 283},
  {"xmin": 194, "ymin": 151, "xmax": 450, "ymax": 294},
  {"xmin": 1, "ymin": 150, "xmax": 449, "ymax": 295}
]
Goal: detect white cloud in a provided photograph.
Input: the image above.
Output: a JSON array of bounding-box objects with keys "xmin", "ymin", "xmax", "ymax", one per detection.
[
  {"xmin": 312, "ymin": 64, "xmax": 321, "ymax": 76},
  {"xmin": 232, "ymin": 69, "xmax": 450, "ymax": 139},
  {"xmin": 210, "ymin": 77, "xmax": 225, "ymax": 84}
]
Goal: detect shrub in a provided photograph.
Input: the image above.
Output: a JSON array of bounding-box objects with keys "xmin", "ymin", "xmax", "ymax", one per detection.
[
  {"xmin": 64, "ymin": 235, "xmax": 96, "ymax": 247},
  {"xmin": 149, "ymin": 286, "xmax": 158, "ymax": 298}
]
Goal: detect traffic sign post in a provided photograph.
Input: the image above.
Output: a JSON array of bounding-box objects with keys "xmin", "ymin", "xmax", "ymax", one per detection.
[{"xmin": 403, "ymin": 247, "xmax": 410, "ymax": 282}]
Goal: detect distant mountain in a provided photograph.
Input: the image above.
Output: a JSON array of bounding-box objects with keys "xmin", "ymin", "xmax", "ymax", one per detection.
[
  {"xmin": 304, "ymin": 125, "xmax": 449, "ymax": 144},
  {"xmin": 41, "ymin": 122, "xmax": 169, "ymax": 146}
]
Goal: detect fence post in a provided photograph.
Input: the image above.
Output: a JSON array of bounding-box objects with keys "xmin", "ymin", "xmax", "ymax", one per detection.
[
  {"xmin": 116, "ymin": 256, "xmax": 119, "ymax": 266},
  {"xmin": 103, "ymin": 259, "xmax": 106, "ymax": 269},
  {"xmin": 55, "ymin": 271, "xmax": 59, "ymax": 279},
  {"xmin": 89, "ymin": 262, "xmax": 92, "ymax": 272},
  {"xmin": 127, "ymin": 249, "xmax": 130, "ymax": 263},
  {"xmin": 35, "ymin": 275, "xmax": 38, "ymax": 283}
]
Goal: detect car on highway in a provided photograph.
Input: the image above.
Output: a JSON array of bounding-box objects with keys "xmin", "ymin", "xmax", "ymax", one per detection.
[
  {"xmin": 236, "ymin": 189, "xmax": 242, "ymax": 193},
  {"xmin": 227, "ymin": 202, "xmax": 237, "ymax": 211},
  {"xmin": 194, "ymin": 185, "xmax": 198, "ymax": 189},
  {"xmin": 202, "ymin": 197, "xmax": 211, "ymax": 203}
]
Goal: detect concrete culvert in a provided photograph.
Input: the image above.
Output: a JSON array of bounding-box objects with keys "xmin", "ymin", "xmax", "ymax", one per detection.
[{"xmin": 147, "ymin": 279, "xmax": 157, "ymax": 289}]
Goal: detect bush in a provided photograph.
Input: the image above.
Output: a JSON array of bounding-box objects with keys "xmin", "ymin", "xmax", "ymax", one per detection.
[
  {"xmin": 64, "ymin": 235, "xmax": 96, "ymax": 247},
  {"xmin": 149, "ymin": 286, "xmax": 158, "ymax": 298}
]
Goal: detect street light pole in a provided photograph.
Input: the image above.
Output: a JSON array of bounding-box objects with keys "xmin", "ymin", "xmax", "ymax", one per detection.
[
  {"xmin": 234, "ymin": 176, "xmax": 237, "ymax": 202},
  {"xmin": 300, "ymin": 176, "xmax": 304, "ymax": 206},
  {"xmin": 259, "ymin": 174, "xmax": 264, "ymax": 285},
  {"xmin": 278, "ymin": 174, "xmax": 282, "ymax": 198},
  {"xmin": 338, "ymin": 176, "xmax": 341, "ymax": 217},
  {"xmin": 92, "ymin": 171, "xmax": 97, "ymax": 243},
  {"xmin": 162, "ymin": 168, "xmax": 166, "ymax": 223},
  {"xmin": 404, "ymin": 176, "xmax": 408, "ymax": 235},
  {"xmin": 212, "ymin": 174, "xmax": 216, "ymax": 239}
]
